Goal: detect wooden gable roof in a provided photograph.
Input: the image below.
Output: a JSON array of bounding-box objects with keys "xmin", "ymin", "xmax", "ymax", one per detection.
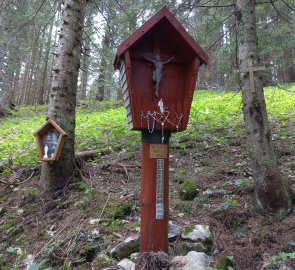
[{"xmin": 114, "ymin": 6, "xmax": 208, "ymax": 69}]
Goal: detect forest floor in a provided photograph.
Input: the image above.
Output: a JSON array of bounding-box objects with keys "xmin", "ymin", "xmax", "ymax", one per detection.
[{"xmin": 0, "ymin": 87, "xmax": 295, "ymax": 270}]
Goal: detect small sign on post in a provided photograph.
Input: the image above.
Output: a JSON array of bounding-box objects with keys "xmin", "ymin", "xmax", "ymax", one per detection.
[{"xmin": 114, "ymin": 6, "xmax": 208, "ymax": 253}]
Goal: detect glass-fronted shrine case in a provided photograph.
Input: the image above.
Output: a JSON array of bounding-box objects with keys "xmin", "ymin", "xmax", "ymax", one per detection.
[{"xmin": 34, "ymin": 119, "xmax": 67, "ymax": 161}]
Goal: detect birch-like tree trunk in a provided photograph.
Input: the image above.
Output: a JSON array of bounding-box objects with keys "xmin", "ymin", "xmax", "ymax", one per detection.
[
  {"xmin": 236, "ymin": 0, "xmax": 292, "ymax": 215},
  {"xmin": 40, "ymin": 0, "xmax": 87, "ymax": 191}
]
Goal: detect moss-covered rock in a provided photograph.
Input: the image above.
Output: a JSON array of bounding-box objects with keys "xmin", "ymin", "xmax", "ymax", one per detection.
[
  {"xmin": 179, "ymin": 180, "xmax": 199, "ymax": 201},
  {"xmin": 79, "ymin": 244, "xmax": 100, "ymax": 262},
  {"xmin": 104, "ymin": 200, "xmax": 131, "ymax": 219},
  {"xmin": 91, "ymin": 254, "xmax": 113, "ymax": 269}
]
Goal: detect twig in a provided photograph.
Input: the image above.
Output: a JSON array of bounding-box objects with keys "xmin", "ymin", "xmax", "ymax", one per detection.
[
  {"xmin": 99, "ymin": 193, "xmax": 111, "ymax": 219},
  {"xmin": 18, "ymin": 171, "xmax": 35, "ymax": 185},
  {"xmin": 74, "ymin": 162, "xmax": 91, "ymax": 187},
  {"xmin": 34, "ymin": 212, "xmax": 82, "ymax": 259},
  {"xmin": 0, "ymin": 179, "xmax": 8, "ymax": 185},
  {"xmin": 117, "ymin": 163, "xmax": 130, "ymax": 184}
]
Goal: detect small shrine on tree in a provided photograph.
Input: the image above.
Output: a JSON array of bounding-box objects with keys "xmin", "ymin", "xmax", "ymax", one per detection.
[
  {"xmin": 34, "ymin": 118, "xmax": 67, "ymax": 162},
  {"xmin": 114, "ymin": 6, "xmax": 208, "ymax": 253}
]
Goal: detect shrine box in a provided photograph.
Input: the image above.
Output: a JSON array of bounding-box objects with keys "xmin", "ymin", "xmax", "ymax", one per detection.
[
  {"xmin": 34, "ymin": 118, "xmax": 67, "ymax": 161},
  {"xmin": 114, "ymin": 6, "xmax": 208, "ymax": 132}
]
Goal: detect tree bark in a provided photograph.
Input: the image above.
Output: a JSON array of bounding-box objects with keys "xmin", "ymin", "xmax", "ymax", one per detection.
[
  {"xmin": 79, "ymin": 33, "xmax": 90, "ymax": 100},
  {"xmin": 40, "ymin": 0, "xmax": 87, "ymax": 191},
  {"xmin": 38, "ymin": 19, "xmax": 55, "ymax": 105},
  {"xmin": 236, "ymin": 0, "xmax": 292, "ymax": 215}
]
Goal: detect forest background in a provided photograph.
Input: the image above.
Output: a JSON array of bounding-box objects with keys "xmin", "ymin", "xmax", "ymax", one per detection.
[
  {"xmin": 1, "ymin": 0, "xmax": 294, "ymax": 106},
  {"xmin": 0, "ymin": 1, "xmax": 295, "ymax": 270}
]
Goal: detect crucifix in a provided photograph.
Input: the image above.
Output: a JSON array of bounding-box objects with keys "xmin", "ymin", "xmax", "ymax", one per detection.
[
  {"xmin": 238, "ymin": 59, "xmax": 265, "ymax": 93},
  {"xmin": 143, "ymin": 54, "xmax": 174, "ymax": 98}
]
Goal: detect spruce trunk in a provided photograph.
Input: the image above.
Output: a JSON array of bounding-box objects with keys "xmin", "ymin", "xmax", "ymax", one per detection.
[
  {"xmin": 40, "ymin": 0, "xmax": 87, "ymax": 191},
  {"xmin": 236, "ymin": 0, "xmax": 292, "ymax": 215}
]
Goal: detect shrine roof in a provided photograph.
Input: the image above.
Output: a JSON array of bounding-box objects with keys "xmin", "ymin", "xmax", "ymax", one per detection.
[{"xmin": 114, "ymin": 6, "xmax": 208, "ymax": 69}]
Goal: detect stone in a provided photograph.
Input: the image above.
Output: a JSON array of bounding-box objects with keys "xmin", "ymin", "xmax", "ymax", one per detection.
[
  {"xmin": 170, "ymin": 251, "xmax": 211, "ymax": 270},
  {"xmin": 174, "ymin": 241, "xmax": 208, "ymax": 256},
  {"xmin": 91, "ymin": 254, "xmax": 112, "ymax": 269},
  {"xmin": 168, "ymin": 221, "xmax": 182, "ymax": 240},
  {"xmin": 180, "ymin": 225, "xmax": 213, "ymax": 254},
  {"xmin": 110, "ymin": 236, "xmax": 140, "ymax": 259},
  {"xmin": 181, "ymin": 225, "xmax": 212, "ymax": 242},
  {"xmin": 179, "ymin": 180, "xmax": 199, "ymax": 201},
  {"xmin": 79, "ymin": 243, "xmax": 100, "ymax": 262},
  {"xmin": 130, "ymin": 252, "xmax": 139, "ymax": 262},
  {"xmin": 117, "ymin": 258, "xmax": 135, "ymax": 270}
]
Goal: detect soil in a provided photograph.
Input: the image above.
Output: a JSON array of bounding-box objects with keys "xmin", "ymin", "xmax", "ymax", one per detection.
[{"xmin": 0, "ymin": 124, "xmax": 295, "ymax": 270}]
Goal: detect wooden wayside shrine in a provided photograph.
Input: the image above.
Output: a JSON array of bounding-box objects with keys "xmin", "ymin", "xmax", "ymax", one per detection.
[
  {"xmin": 34, "ymin": 118, "xmax": 67, "ymax": 162},
  {"xmin": 114, "ymin": 6, "xmax": 208, "ymax": 253}
]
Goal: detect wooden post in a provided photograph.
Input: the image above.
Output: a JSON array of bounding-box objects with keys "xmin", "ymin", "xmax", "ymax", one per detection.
[
  {"xmin": 238, "ymin": 59, "xmax": 265, "ymax": 93},
  {"xmin": 140, "ymin": 130, "xmax": 170, "ymax": 252}
]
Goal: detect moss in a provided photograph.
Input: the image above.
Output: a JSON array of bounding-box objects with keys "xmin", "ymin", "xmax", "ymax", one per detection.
[
  {"xmin": 179, "ymin": 180, "xmax": 199, "ymax": 201},
  {"xmin": 91, "ymin": 254, "xmax": 113, "ymax": 269},
  {"xmin": 79, "ymin": 244, "xmax": 100, "ymax": 262},
  {"xmin": 182, "ymin": 226, "xmax": 194, "ymax": 235},
  {"xmin": 104, "ymin": 200, "xmax": 131, "ymax": 219},
  {"xmin": 215, "ymin": 256, "xmax": 234, "ymax": 270}
]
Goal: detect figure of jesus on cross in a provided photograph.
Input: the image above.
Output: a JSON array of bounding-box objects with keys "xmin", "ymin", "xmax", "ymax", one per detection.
[{"xmin": 143, "ymin": 54, "xmax": 174, "ymax": 98}]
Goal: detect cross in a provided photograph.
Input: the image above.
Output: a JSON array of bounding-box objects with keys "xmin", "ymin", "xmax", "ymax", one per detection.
[{"xmin": 238, "ymin": 59, "xmax": 265, "ymax": 93}]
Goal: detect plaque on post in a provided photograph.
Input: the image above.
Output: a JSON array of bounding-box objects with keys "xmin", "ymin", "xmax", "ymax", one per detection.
[
  {"xmin": 34, "ymin": 118, "xmax": 67, "ymax": 161},
  {"xmin": 114, "ymin": 6, "xmax": 208, "ymax": 253}
]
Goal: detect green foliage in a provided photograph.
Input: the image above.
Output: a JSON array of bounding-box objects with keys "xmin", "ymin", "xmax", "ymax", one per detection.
[
  {"xmin": 0, "ymin": 86, "xmax": 294, "ymax": 166},
  {"xmin": 211, "ymin": 255, "xmax": 234, "ymax": 270},
  {"xmin": 42, "ymin": 239, "xmax": 64, "ymax": 257},
  {"xmin": 74, "ymin": 187, "xmax": 95, "ymax": 209},
  {"xmin": 179, "ymin": 179, "xmax": 199, "ymax": 201},
  {"xmin": 104, "ymin": 201, "xmax": 131, "ymax": 219},
  {"xmin": 215, "ymin": 196, "xmax": 239, "ymax": 212},
  {"xmin": 264, "ymin": 251, "xmax": 295, "ymax": 269}
]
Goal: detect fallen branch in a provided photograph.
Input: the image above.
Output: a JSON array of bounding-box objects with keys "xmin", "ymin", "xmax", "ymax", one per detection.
[{"xmin": 75, "ymin": 150, "xmax": 100, "ymax": 161}]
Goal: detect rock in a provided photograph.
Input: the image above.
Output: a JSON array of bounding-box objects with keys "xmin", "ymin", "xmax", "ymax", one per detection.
[
  {"xmin": 105, "ymin": 200, "xmax": 132, "ymax": 219},
  {"xmin": 174, "ymin": 241, "xmax": 209, "ymax": 255},
  {"xmin": 117, "ymin": 258, "xmax": 135, "ymax": 270},
  {"xmin": 91, "ymin": 254, "xmax": 112, "ymax": 269},
  {"xmin": 180, "ymin": 225, "xmax": 213, "ymax": 254},
  {"xmin": 203, "ymin": 189, "xmax": 227, "ymax": 197},
  {"xmin": 287, "ymin": 241, "xmax": 295, "ymax": 251},
  {"xmin": 168, "ymin": 221, "xmax": 182, "ymax": 240},
  {"xmin": 179, "ymin": 180, "xmax": 199, "ymax": 201},
  {"xmin": 110, "ymin": 236, "xmax": 140, "ymax": 259},
  {"xmin": 130, "ymin": 252, "xmax": 139, "ymax": 262},
  {"xmin": 181, "ymin": 225, "xmax": 212, "ymax": 242},
  {"xmin": 170, "ymin": 251, "xmax": 211, "ymax": 270},
  {"xmin": 79, "ymin": 244, "xmax": 100, "ymax": 262}
]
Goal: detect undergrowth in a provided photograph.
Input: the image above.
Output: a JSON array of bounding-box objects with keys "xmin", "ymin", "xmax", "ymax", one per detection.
[{"xmin": 0, "ymin": 85, "xmax": 294, "ymax": 166}]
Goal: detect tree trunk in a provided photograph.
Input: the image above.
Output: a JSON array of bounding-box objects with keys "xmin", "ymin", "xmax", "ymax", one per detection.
[
  {"xmin": 79, "ymin": 32, "xmax": 90, "ymax": 100},
  {"xmin": 40, "ymin": 0, "xmax": 87, "ymax": 191},
  {"xmin": 95, "ymin": 32, "xmax": 111, "ymax": 101},
  {"xmin": 0, "ymin": 44, "xmax": 17, "ymax": 117},
  {"xmin": 236, "ymin": 0, "xmax": 292, "ymax": 215},
  {"xmin": 38, "ymin": 19, "xmax": 55, "ymax": 105}
]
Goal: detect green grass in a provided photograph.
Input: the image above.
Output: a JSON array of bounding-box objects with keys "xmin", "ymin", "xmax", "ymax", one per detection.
[{"xmin": 0, "ymin": 84, "xmax": 294, "ymax": 166}]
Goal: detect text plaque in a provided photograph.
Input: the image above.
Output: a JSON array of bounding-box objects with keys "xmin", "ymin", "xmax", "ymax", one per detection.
[{"xmin": 150, "ymin": 144, "xmax": 168, "ymax": 159}]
